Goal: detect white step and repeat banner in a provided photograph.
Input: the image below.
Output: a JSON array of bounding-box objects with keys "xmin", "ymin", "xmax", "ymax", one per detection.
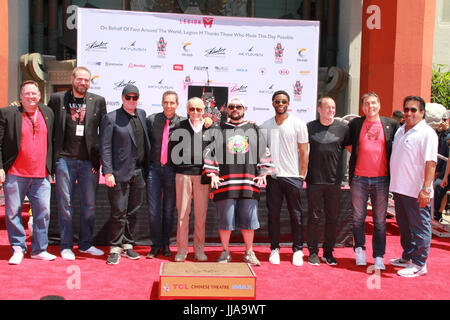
[{"xmin": 77, "ymin": 8, "xmax": 320, "ymax": 124}]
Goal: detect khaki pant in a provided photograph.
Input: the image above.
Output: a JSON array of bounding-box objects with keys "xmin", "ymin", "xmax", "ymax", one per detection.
[{"xmin": 175, "ymin": 174, "xmax": 210, "ymax": 255}]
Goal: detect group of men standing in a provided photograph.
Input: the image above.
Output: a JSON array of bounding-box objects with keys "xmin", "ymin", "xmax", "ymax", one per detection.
[{"xmin": 0, "ymin": 66, "xmax": 438, "ymax": 278}]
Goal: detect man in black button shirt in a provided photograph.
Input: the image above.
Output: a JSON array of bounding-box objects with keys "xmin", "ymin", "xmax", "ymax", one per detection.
[
  {"xmin": 100, "ymin": 85, "xmax": 151, "ymax": 265},
  {"xmin": 146, "ymin": 91, "xmax": 183, "ymax": 258},
  {"xmin": 48, "ymin": 67, "xmax": 107, "ymax": 261}
]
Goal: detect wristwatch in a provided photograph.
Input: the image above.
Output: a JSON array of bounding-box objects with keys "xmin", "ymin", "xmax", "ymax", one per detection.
[{"xmin": 421, "ymin": 187, "xmax": 432, "ymax": 194}]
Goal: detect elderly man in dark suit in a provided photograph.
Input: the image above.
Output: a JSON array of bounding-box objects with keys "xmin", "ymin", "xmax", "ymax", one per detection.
[
  {"xmin": 0, "ymin": 80, "xmax": 55, "ymax": 265},
  {"xmin": 100, "ymin": 84, "xmax": 151, "ymax": 265},
  {"xmin": 48, "ymin": 66, "xmax": 107, "ymax": 261}
]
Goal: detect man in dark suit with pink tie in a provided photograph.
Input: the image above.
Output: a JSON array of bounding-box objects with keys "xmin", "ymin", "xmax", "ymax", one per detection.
[{"xmin": 146, "ymin": 91, "xmax": 183, "ymax": 259}]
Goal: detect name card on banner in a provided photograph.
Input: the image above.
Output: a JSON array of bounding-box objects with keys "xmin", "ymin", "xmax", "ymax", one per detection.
[{"xmin": 77, "ymin": 8, "xmax": 320, "ymax": 124}]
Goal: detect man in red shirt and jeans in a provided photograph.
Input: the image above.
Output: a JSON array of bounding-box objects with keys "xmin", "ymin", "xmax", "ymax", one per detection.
[
  {"xmin": 347, "ymin": 92, "xmax": 399, "ymax": 270},
  {"xmin": 0, "ymin": 80, "xmax": 55, "ymax": 265}
]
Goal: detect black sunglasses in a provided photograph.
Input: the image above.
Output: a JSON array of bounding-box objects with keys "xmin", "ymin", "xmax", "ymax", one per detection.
[
  {"xmin": 125, "ymin": 95, "xmax": 139, "ymax": 101},
  {"xmin": 403, "ymin": 107, "xmax": 418, "ymax": 113},
  {"xmin": 274, "ymin": 99, "xmax": 289, "ymax": 105},
  {"xmin": 228, "ymin": 105, "xmax": 244, "ymax": 110}
]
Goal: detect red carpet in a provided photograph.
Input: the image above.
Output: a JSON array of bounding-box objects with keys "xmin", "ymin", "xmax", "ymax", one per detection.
[{"xmin": 0, "ymin": 206, "xmax": 449, "ymax": 300}]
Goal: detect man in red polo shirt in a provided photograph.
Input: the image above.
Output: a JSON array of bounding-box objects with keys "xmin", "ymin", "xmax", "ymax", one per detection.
[{"xmin": 0, "ymin": 80, "xmax": 55, "ymax": 265}]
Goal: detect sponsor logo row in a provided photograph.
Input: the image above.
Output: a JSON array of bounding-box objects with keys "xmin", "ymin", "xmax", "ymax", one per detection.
[
  {"xmin": 94, "ymin": 77, "xmax": 306, "ymax": 104},
  {"xmin": 85, "ymin": 39, "xmax": 310, "ymax": 63},
  {"xmin": 87, "ymin": 61, "xmax": 311, "ymax": 77}
]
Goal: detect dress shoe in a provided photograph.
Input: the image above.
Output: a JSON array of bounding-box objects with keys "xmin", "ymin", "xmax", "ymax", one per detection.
[
  {"xmin": 146, "ymin": 247, "xmax": 160, "ymax": 259},
  {"xmin": 162, "ymin": 245, "xmax": 172, "ymax": 257}
]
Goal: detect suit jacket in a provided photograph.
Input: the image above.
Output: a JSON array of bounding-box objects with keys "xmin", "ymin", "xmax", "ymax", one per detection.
[
  {"xmin": 0, "ymin": 103, "xmax": 54, "ymax": 175},
  {"xmin": 100, "ymin": 107, "xmax": 151, "ymax": 182},
  {"xmin": 348, "ymin": 116, "xmax": 400, "ymax": 184},
  {"xmin": 48, "ymin": 90, "xmax": 107, "ymax": 171}
]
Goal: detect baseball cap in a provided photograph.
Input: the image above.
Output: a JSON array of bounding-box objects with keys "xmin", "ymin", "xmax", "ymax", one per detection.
[{"xmin": 122, "ymin": 84, "xmax": 140, "ymax": 96}]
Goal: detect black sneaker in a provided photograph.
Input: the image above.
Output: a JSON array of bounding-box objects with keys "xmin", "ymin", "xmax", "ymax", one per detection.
[
  {"xmin": 107, "ymin": 252, "xmax": 120, "ymax": 265},
  {"xmin": 123, "ymin": 249, "xmax": 140, "ymax": 260},
  {"xmin": 308, "ymin": 253, "xmax": 320, "ymax": 265},
  {"xmin": 321, "ymin": 253, "xmax": 337, "ymax": 265}
]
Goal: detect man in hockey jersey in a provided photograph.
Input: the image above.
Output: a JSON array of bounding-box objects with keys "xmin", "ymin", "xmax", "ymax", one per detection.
[{"xmin": 203, "ymin": 98, "xmax": 275, "ymax": 266}]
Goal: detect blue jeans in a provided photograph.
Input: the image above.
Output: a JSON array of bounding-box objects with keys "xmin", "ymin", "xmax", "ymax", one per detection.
[
  {"xmin": 266, "ymin": 177, "xmax": 303, "ymax": 252},
  {"xmin": 393, "ymin": 193, "xmax": 432, "ymax": 267},
  {"xmin": 55, "ymin": 157, "xmax": 99, "ymax": 251},
  {"xmin": 351, "ymin": 175, "xmax": 389, "ymax": 258},
  {"xmin": 147, "ymin": 165, "xmax": 176, "ymax": 248},
  {"xmin": 4, "ymin": 174, "xmax": 51, "ymax": 255}
]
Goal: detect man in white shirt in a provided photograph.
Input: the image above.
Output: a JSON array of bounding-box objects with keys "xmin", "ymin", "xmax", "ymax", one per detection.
[
  {"xmin": 389, "ymin": 95, "xmax": 438, "ymax": 277},
  {"xmin": 261, "ymin": 90, "xmax": 309, "ymax": 266}
]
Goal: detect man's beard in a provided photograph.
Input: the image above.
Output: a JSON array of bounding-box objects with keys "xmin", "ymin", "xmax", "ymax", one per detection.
[
  {"xmin": 229, "ymin": 112, "xmax": 244, "ymax": 121},
  {"xmin": 73, "ymin": 85, "xmax": 87, "ymax": 97},
  {"xmin": 275, "ymin": 107, "xmax": 287, "ymax": 115}
]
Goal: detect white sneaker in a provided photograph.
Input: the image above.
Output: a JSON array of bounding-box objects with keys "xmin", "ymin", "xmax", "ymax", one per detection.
[
  {"xmin": 292, "ymin": 250, "xmax": 304, "ymax": 266},
  {"xmin": 355, "ymin": 247, "xmax": 366, "ymax": 266},
  {"xmin": 61, "ymin": 249, "xmax": 76, "ymax": 261},
  {"xmin": 269, "ymin": 249, "xmax": 280, "ymax": 265},
  {"xmin": 79, "ymin": 246, "xmax": 104, "ymax": 256},
  {"xmin": 31, "ymin": 251, "xmax": 56, "ymax": 261},
  {"xmin": 9, "ymin": 246, "xmax": 24, "ymax": 265},
  {"xmin": 397, "ymin": 263, "xmax": 427, "ymax": 277},
  {"xmin": 374, "ymin": 257, "xmax": 385, "ymax": 270}
]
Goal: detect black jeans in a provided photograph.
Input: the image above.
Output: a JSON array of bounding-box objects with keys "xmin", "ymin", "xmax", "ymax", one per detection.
[
  {"xmin": 107, "ymin": 169, "xmax": 145, "ymax": 248},
  {"xmin": 266, "ymin": 176, "xmax": 304, "ymax": 252},
  {"xmin": 306, "ymin": 184, "xmax": 341, "ymax": 255}
]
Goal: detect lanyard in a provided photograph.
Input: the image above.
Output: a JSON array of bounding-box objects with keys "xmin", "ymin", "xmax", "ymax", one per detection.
[{"xmin": 24, "ymin": 110, "xmax": 38, "ymax": 137}]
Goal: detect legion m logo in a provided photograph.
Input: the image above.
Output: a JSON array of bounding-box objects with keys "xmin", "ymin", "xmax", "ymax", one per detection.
[{"xmin": 203, "ymin": 17, "xmax": 214, "ymax": 28}]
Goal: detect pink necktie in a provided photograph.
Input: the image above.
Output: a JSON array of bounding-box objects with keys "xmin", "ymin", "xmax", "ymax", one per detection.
[{"xmin": 160, "ymin": 119, "xmax": 170, "ymax": 165}]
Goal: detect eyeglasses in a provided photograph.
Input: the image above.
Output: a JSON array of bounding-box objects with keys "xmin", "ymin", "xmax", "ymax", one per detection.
[
  {"xmin": 125, "ymin": 95, "xmax": 139, "ymax": 101},
  {"xmin": 403, "ymin": 107, "xmax": 418, "ymax": 113},
  {"xmin": 274, "ymin": 99, "xmax": 288, "ymax": 105},
  {"xmin": 228, "ymin": 105, "xmax": 244, "ymax": 110},
  {"xmin": 188, "ymin": 107, "xmax": 204, "ymax": 113}
]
